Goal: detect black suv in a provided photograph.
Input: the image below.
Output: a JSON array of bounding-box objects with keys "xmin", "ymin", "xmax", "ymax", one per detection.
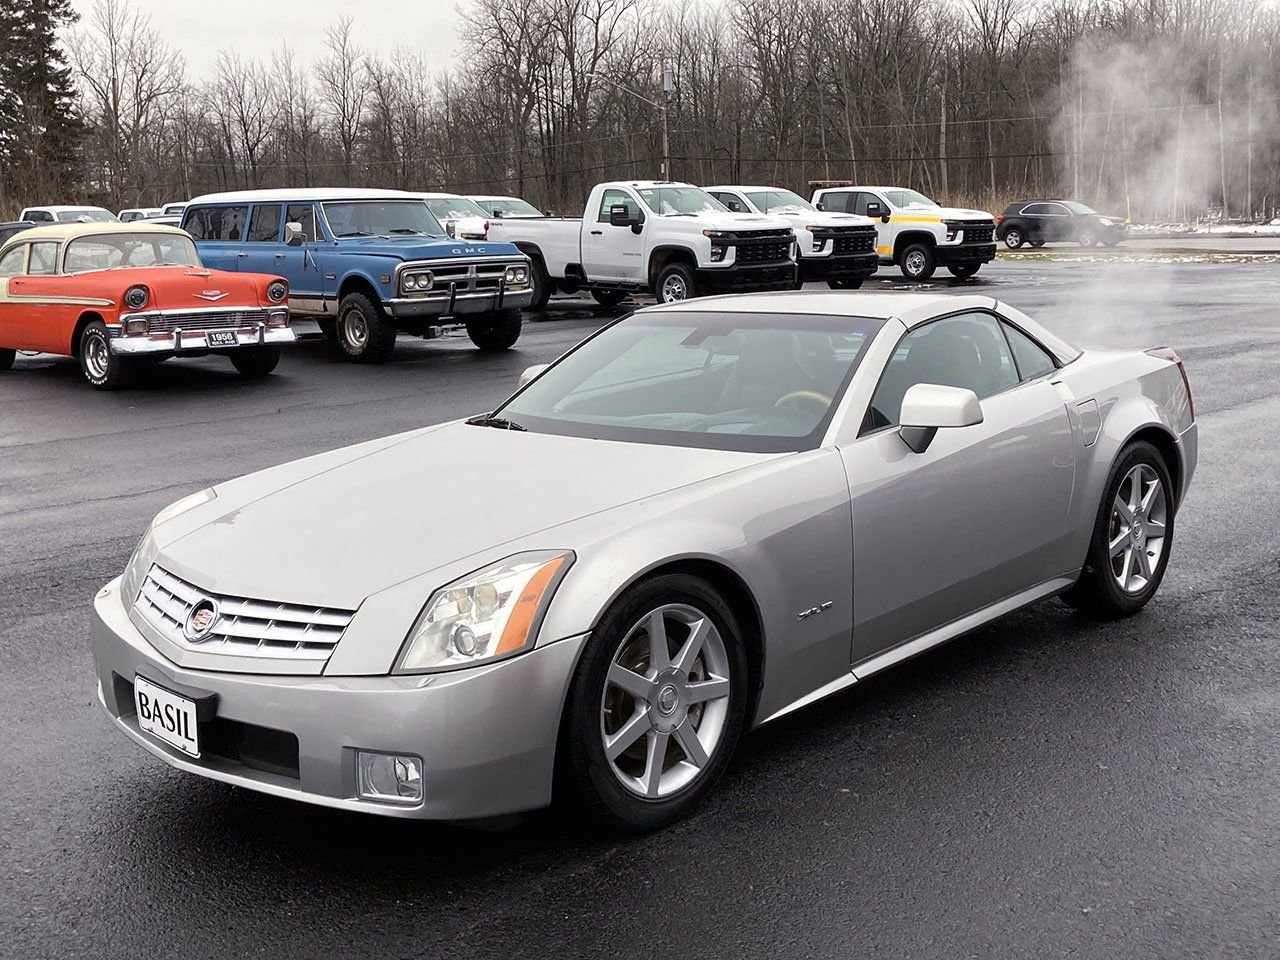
[
  {"xmin": 996, "ymin": 200, "xmax": 1127, "ymax": 249},
  {"xmin": 0, "ymin": 221, "xmax": 34, "ymax": 245}
]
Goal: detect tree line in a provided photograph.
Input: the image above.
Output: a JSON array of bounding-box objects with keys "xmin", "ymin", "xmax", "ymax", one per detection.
[{"xmin": 2, "ymin": 0, "xmax": 1279, "ymax": 222}]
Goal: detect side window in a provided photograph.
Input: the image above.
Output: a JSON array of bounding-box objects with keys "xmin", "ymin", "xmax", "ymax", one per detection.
[
  {"xmin": 856, "ymin": 192, "xmax": 886, "ymax": 216},
  {"xmin": 715, "ymin": 192, "xmax": 748, "ymax": 213},
  {"xmin": 285, "ymin": 203, "xmax": 317, "ymax": 242},
  {"xmin": 1045, "ymin": 203, "xmax": 1070, "ymax": 217},
  {"xmin": 864, "ymin": 313, "xmax": 1020, "ymax": 431},
  {"xmin": 25, "ymin": 210, "xmax": 53, "ymax": 223},
  {"xmin": 597, "ymin": 189, "xmax": 638, "ymax": 223},
  {"xmin": 1001, "ymin": 321, "xmax": 1057, "ymax": 380},
  {"xmin": 246, "ymin": 204, "xmax": 282, "ymax": 242},
  {"xmin": 818, "ymin": 192, "xmax": 849, "ymax": 213},
  {"xmin": 28, "ymin": 242, "xmax": 59, "ymax": 275},
  {"xmin": 0, "ymin": 246, "xmax": 25, "ymax": 276},
  {"xmin": 1022, "ymin": 203, "xmax": 1052, "ymax": 216},
  {"xmin": 184, "ymin": 205, "xmax": 247, "ymax": 241}
]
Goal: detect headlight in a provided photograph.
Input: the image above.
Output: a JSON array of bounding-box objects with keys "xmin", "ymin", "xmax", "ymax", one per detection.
[
  {"xmin": 710, "ymin": 245, "xmax": 727, "ymax": 262},
  {"xmin": 402, "ymin": 271, "xmax": 433, "ymax": 293},
  {"xmin": 504, "ymin": 265, "xmax": 528, "ymax": 284},
  {"xmin": 395, "ymin": 550, "xmax": 573, "ymax": 673},
  {"xmin": 153, "ymin": 488, "xmax": 217, "ymax": 526},
  {"xmin": 267, "ymin": 280, "xmax": 287, "ymax": 302},
  {"xmin": 1098, "ymin": 217, "xmax": 1114, "ymax": 226},
  {"xmin": 121, "ymin": 528, "xmax": 157, "ymax": 602},
  {"xmin": 124, "ymin": 285, "xmax": 148, "ymax": 309}
]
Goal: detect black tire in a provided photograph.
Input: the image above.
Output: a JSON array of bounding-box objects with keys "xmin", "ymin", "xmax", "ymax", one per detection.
[
  {"xmin": 78, "ymin": 320, "xmax": 132, "ymax": 390},
  {"xmin": 590, "ymin": 289, "xmax": 629, "ymax": 308},
  {"xmin": 1102, "ymin": 238, "xmax": 1121, "ymax": 248},
  {"xmin": 0, "ymin": 348, "xmax": 15, "ymax": 371},
  {"xmin": 948, "ymin": 264, "xmax": 981, "ymax": 279},
  {"xmin": 230, "ymin": 345, "xmax": 281, "ymax": 378},
  {"xmin": 336, "ymin": 292, "xmax": 397, "ymax": 363},
  {"xmin": 559, "ymin": 573, "xmax": 750, "ymax": 832},
  {"xmin": 1003, "ymin": 227, "xmax": 1025, "ymax": 249},
  {"xmin": 654, "ymin": 262, "xmax": 697, "ymax": 304},
  {"xmin": 466, "ymin": 310, "xmax": 522, "ymax": 351},
  {"xmin": 827, "ymin": 279, "xmax": 863, "ymax": 290},
  {"xmin": 1061, "ymin": 440, "xmax": 1176, "ymax": 618},
  {"xmin": 898, "ymin": 242, "xmax": 937, "ymax": 281},
  {"xmin": 528, "ymin": 256, "xmax": 553, "ymax": 312},
  {"xmin": 1029, "ymin": 238, "xmax": 1046, "ymax": 248}
]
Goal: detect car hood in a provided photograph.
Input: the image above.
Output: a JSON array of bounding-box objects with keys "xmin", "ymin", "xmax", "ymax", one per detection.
[
  {"xmin": 928, "ymin": 206, "xmax": 994, "ymax": 221},
  {"xmin": 663, "ymin": 211, "xmax": 792, "ymax": 232},
  {"xmin": 140, "ymin": 267, "xmax": 272, "ymax": 310},
  {"xmin": 333, "ymin": 236, "xmax": 520, "ymax": 259},
  {"xmin": 156, "ymin": 423, "xmax": 770, "ymax": 608},
  {"xmin": 767, "ymin": 210, "xmax": 876, "ymax": 228}
]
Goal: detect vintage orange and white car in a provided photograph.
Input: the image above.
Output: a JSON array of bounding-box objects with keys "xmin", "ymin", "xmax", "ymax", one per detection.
[{"xmin": 0, "ymin": 221, "xmax": 294, "ymax": 388}]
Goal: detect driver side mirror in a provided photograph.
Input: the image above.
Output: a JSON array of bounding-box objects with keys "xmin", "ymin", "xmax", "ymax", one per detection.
[
  {"xmin": 898, "ymin": 383, "xmax": 983, "ymax": 453},
  {"xmin": 609, "ymin": 204, "xmax": 644, "ymax": 234},
  {"xmin": 518, "ymin": 363, "xmax": 549, "ymax": 390},
  {"xmin": 284, "ymin": 222, "xmax": 305, "ymax": 246}
]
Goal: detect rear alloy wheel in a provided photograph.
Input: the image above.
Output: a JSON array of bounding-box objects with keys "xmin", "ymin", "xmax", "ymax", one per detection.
[
  {"xmin": 562, "ymin": 574, "xmax": 748, "ymax": 831},
  {"xmin": 655, "ymin": 262, "xmax": 697, "ymax": 304},
  {"xmin": 899, "ymin": 242, "xmax": 937, "ymax": 281},
  {"xmin": 1078, "ymin": 230, "xmax": 1098, "ymax": 247},
  {"xmin": 948, "ymin": 264, "xmax": 981, "ymax": 279},
  {"xmin": 590, "ymin": 289, "xmax": 630, "ymax": 308},
  {"xmin": 337, "ymin": 292, "xmax": 397, "ymax": 363},
  {"xmin": 79, "ymin": 320, "xmax": 132, "ymax": 390},
  {"xmin": 1003, "ymin": 228, "xmax": 1025, "ymax": 249},
  {"xmin": 229, "ymin": 345, "xmax": 281, "ymax": 378},
  {"xmin": 466, "ymin": 310, "xmax": 522, "ymax": 351},
  {"xmin": 827, "ymin": 279, "xmax": 863, "ymax": 290},
  {"xmin": 1062, "ymin": 441, "xmax": 1174, "ymax": 618},
  {"xmin": 0, "ymin": 348, "xmax": 14, "ymax": 371}
]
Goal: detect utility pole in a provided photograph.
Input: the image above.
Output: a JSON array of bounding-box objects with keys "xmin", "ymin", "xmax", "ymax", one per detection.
[{"xmin": 661, "ymin": 62, "xmax": 675, "ymax": 180}]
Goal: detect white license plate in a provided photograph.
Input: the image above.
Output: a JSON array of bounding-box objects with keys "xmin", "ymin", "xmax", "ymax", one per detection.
[
  {"xmin": 134, "ymin": 676, "xmax": 200, "ymax": 757},
  {"xmin": 208, "ymin": 331, "xmax": 238, "ymax": 347}
]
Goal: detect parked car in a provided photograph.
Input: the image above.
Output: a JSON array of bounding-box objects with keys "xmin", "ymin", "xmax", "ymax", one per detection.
[
  {"xmin": 119, "ymin": 207, "xmax": 163, "ymax": 222},
  {"xmin": 486, "ymin": 180, "xmax": 796, "ymax": 310},
  {"xmin": 417, "ymin": 193, "xmax": 490, "ymax": 240},
  {"xmin": 997, "ymin": 200, "xmax": 1128, "ymax": 249},
  {"xmin": 0, "ymin": 221, "xmax": 293, "ymax": 388},
  {"xmin": 810, "ymin": 184, "xmax": 996, "ymax": 281},
  {"xmin": 18, "ymin": 205, "xmax": 118, "ymax": 224},
  {"xmin": 140, "ymin": 215, "xmax": 183, "ymax": 227},
  {"xmin": 90, "ymin": 290, "xmax": 1197, "ymax": 829},
  {"xmin": 161, "ymin": 202, "xmax": 188, "ymax": 217},
  {"xmin": 181, "ymin": 188, "xmax": 531, "ymax": 362},
  {"xmin": 0, "ymin": 221, "xmax": 35, "ymax": 244},
  {"xmin": 469, "ymin": 195, "xmax": 546, "ymax": 219},
  {"xmin": 704, "ymin": 184, "xmax": 878, "ymax": 288}
]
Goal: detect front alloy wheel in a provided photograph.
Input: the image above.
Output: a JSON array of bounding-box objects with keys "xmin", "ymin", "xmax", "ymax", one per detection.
[
  {"xmin": 1003, "ymin": 228, "xmax": 1025, "ymax": 249},
  {"xmin": 655, "ymin": 263, "xmax": 697, "ymax": 304}
]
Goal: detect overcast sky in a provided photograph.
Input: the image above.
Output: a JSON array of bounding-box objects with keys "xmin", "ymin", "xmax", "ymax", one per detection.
[{"xmin": 68, "ymin": 0, "xmax": 463, "ymax": 77}]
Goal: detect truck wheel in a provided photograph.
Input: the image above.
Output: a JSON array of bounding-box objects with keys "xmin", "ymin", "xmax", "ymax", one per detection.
[
  {"xmin": 230, "ymin": 345, "xmax": 281, "ymax": 378},
  {"xmin": 79, "ymin": 320, "xmax": 132, "ymax": 390},
  {"xmin": 827, "ymin": 279, "xmax": 862, "ymax": 290},
  {"xmin": 528, "ymin": 257, "xmax": 553, "ymax": 312},
  {"xmin": 948, "ymin": 264, "xmax": 981, "ymax": 279},
  {"xmin": 656, "ymin": 263, "xmax": 697, "ymax": 303},
  {"xmin": 467, "ymin": 310, "xmax": 522, "ymax": 351},
  {"xmin": 1003, "ymin": 228, "xmax": 1025, "ymax": 249},
  {"xmin": 337, "ymin": 292, "xmax": 397, "ymax": 363},
  {"xmin": 591, "ymin": 289, "xmax": 629, "ymax": 308},
  {"xmin": 899, "ymin": 243, "xmax": 936, "ymax": 281},
  {"xmin": 0, "ymin": 348, "xmax": 14, "ymax": 371}
]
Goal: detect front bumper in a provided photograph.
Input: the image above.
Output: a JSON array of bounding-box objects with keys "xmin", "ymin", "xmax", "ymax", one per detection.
[
  {"xmin": 695, "ymin": 261, "xmax": 797, "ymax": 294},
  {"xmin": 91, "ymin": 576, "xmax": 586, "ymax": 820},
  {"xmin": 935, "ymin": 242, "xmax": 997, "ymax": 266},
  {"xmin": 798, "ymin": 252, "xmax": 878, "ymax": 282},
  {"xmin": 385, "ymin": 286, "xmax": 533, "ymax": 319},
  {"xmin": 111, "ymin": 323, "xmax": 295, "ymax": 356}
]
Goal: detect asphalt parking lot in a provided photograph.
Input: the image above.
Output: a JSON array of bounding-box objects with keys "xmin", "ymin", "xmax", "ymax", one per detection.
[{"xmin": 3, "ymin": 256, "xmax": 1279, "ymax": 959}]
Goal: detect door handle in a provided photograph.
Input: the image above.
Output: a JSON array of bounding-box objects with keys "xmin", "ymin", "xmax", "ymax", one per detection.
[
  {"xmin": 590, "ymin": 230, "xmax": 603, "ymax": 236},
  {"xmin": 237, "ymin": 252, "xmax": 248, "ymax": 258}
]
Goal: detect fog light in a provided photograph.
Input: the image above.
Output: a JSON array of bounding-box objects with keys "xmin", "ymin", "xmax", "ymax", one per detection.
[
  {"xmin": 357, "ymin": 751, "xmax": 423, "ymax": 804},
  {"xmin": 266, "ymin": 309, "xmax": 288, "ymax": 327},
  {"xmin": 124, "ymin": 318, "xmax": 149, "ymax": 336}
]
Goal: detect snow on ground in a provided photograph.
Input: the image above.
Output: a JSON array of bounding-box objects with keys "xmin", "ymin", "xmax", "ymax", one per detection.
[{"xmin": 1130, "ymin": 220, "xmax": 1280, "ymax": 237}]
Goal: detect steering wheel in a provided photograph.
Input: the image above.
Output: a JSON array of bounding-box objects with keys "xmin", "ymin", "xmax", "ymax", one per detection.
[{"xmin": 774, "ymin": 390, "xmax": 832, "ymax": 415}]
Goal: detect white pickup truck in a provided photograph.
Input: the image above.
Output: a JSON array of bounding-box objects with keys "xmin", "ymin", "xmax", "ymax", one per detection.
[
  {"xmin": 809, "ymin": 184, "xmax": 997, "ymax": 281},
  {"xmin": 486, "ymin": 180, "xmax": 797, "ymax": 308},
  {"xmin": 704, "ymin": 185, "xmax": 879, "ymax": 288}
]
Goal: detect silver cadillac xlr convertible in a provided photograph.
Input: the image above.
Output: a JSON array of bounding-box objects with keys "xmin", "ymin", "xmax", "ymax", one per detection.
[{"xmin": 91, "ymin": 292, "xmax": 1197, "ymax": 830}]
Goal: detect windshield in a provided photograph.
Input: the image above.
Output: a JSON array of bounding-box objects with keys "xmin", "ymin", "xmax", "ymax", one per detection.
[
  {"xmin": 163, "ymin": 204, "xmax": 186, "ymax": 215},
  {"xmin": 57, "ymin": 209, "xmax": 116, "ymax": 223},
  {"xmin": 423, "ymin": 196, "xmax": 489, "ymax": 222},
  {"xmin": 321, "ymin": 201, "xmax": 444, "ymax": 237},
  {"xmin": 635, "ymin": 187, "xmax": 727, "ymax": 217},
  {"xmin": 1063, "ymin": 201, "xmax": 1097, "ymax": 215},
  {"xmin": 480, "ymin": 197, "xmax": 542, "ymax": 218},
  {"xmin": 64, "ymin": 233, "xmax": 201, "ymax": 272},
  {"xmin": 743, "ymin": 189, "xmax": 815, "ymax": 214},
  {"xmin": 883, "ymin": 189, "xmax": 938, "ymax": 209},
  {"xmin": 497, "ymin": 310, "xmax": 884, "ymax": 453}
]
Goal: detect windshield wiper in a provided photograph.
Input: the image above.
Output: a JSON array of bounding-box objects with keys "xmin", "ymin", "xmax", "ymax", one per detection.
[
  {"xmin": 389, "ymin": 228, "xmax": 424, "ymax": 234},
  {"xmin": 336, "ymin": 230, "xmax": 374, "ymax": 237},
  {"xmin": 466, "ymin": 413, "xmax": 527, "ymax": 431}
]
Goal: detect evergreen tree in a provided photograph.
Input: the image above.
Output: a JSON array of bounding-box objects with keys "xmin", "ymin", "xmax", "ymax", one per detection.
[{"xmin": 0, "ymin": 0, "xmax": 82, "ymax": 213}]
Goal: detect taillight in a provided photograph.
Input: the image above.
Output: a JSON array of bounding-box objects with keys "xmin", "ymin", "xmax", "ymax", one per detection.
[
  {"xmin": 996, "ymin": 214, "xmax": 1004, "ymax": 224},
  {"xmin": 1146, "ymin": 346, "xmax": 1194, "ymax": 419}
]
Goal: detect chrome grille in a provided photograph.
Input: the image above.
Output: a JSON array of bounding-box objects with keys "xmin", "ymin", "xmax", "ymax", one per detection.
[
  {"xmin": 408, "ymin": 260, "xmax": 526, "ymax": 301},
  {"xmin": 146, "ymin": 309, "xmax": 273, "ymax": 333},
  {"xmin": 134, "ymin": 564, "xmax": 355, "ymax": 662}
]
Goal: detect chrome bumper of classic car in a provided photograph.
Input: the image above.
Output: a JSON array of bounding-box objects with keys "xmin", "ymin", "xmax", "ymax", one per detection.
[
  {"xmin": 109, "ymin": 307, "xmax": 294, "ymax": 355},
  {"xmin": 90, "ymin": 576, "xmax": 586, "ymax": 820}
]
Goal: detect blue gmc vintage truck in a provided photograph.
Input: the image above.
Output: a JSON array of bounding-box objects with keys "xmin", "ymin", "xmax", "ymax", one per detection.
[{"xmin": 181, "ymin": 188, "xmax": 533, "ymax": 362}]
